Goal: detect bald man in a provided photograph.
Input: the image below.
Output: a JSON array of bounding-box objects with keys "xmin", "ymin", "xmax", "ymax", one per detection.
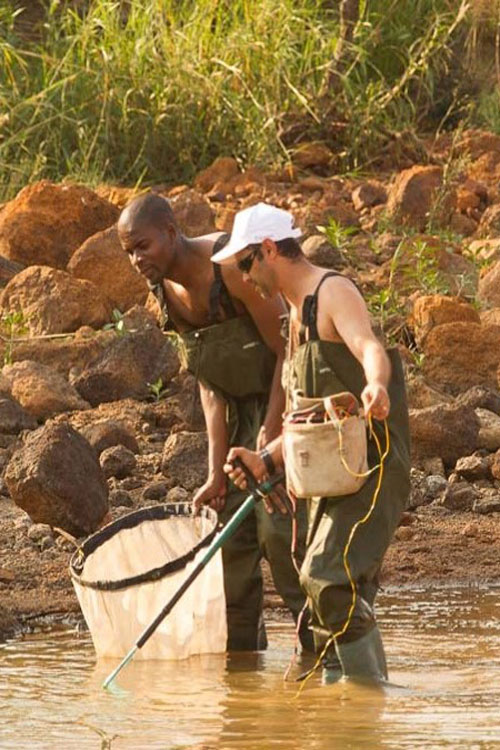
[{"xmin": 118, "ymin": 193, "xmax": 313, "ymax": 653}]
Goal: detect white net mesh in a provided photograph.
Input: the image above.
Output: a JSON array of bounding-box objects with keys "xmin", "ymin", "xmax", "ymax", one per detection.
[{"xmin": 71, "ymin": 505, "xmax": 227, "ymax": 660}]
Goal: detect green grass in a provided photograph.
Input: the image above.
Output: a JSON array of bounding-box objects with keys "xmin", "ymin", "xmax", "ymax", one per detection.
[{"xmin": 0, "ymin": 0, "xmax": 497, "ymax": 199}]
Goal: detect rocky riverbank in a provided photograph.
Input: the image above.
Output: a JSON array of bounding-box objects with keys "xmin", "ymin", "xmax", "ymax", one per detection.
[{"xmin": 2, "ymin": 129, "xmax": 500, "ymax": 640}]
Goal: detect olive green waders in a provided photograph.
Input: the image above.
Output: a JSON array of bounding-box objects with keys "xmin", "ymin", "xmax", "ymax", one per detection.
[
  {"xmin": 152, "ymin": 245, "xmax": 312, "ymax": 652},
  {"xmin": 289, "ymin": 273, "xmax": 411, "ymax": 680}
]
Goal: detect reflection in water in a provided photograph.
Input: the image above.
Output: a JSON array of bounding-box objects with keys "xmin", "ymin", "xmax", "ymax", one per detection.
[{"xmin": 1, "ymin": 588, "xmax": 500, "ymax": 749}]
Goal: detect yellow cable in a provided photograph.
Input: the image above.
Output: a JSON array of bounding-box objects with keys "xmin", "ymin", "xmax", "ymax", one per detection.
[{"xmin": 295, "ymin": 417, "xmax": 390, "ymax": 697}]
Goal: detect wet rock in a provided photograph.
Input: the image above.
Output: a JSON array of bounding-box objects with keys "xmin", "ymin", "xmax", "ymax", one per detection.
[
  {"xmin": 80, "ymin": 419, "xmax": 139, "ymax": 457},
  {"xmin": 70, "ymin": 326, "xmax": 179, "ymax": 406},
  {"xmin": 2, "ymin": 360, "xmax": 90, "ymax": 420},
  {"xmin": 68, "ymin": 225, "xmax": 149, "ymax": 312},
  {"xmin": 109, "ymin": 489, "xmax": 134, "ymax": 508},
  {"xmin": 440, "ymin": 482, "xmax": 478, "ymax": 511},
  {"xmin": 386, "ymin": 165, "xmax": 456, "ymax": 230},
  {"xmin": 0, "ymin": 266, "xmax": 112, "ymax": 335},
  {"xmin": 476, "ymin": 408, "xmax": 500, "ymax": 451},
  {"xmin": 473, "ymin": 496, "xmax": 500, "ymax": 514},
  {"xmin": 0, "ymin": 180, "xmax": 119, "ymax": 269},
  {"xmin": 5, "ymin": 422, "xmax": 108, "ymax": 536},
  {"xmin": 161, "ymin": 431, "xmax": 208, "ymax": 491},
  {"xmin": 454, "ymin": 454, "xmax": 490, "ymax": 481},
  {"xmin": 409, "ymin": 403, "xmax": 479, "ymax": 466},
  {"xmin": 0, "ymin": 397, "xmax": 37, "ymax": 433},
  {"xmin": 351, "ymin": 181, "xmax": 387, "ymax": 212},
  {"xmin": 100, "ymin": 445, "xmax": 137, "ymax": 479},
  {"xmin": 422, "ymin": 322, "xmax": 500, "ymax": 392},
  {"xmin": 301, "ymin": 235, "xmax": 344, "ymax": 268},
  {"xmin": 411, "ymin": 295, "xmax": 480, "ymax": 348},
  {"xmin": 169, "ymin": 189, "xmax": 216, "ymax": 236},
  {"xmin": 142, "ymin": 480, "xmax": 169, "ymax": 502}
]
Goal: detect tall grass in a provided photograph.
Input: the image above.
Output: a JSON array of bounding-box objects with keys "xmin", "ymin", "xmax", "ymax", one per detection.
[{"xmin": 0, "ymin": 0, "xmax": 497, "ymax": 199}]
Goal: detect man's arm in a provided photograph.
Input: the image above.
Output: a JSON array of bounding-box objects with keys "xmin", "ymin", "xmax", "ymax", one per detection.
[
  {"xmin": 223, "ymin": 267, "xmax": 287, "ymax": 447},
  {"xmin": 325, "ymin": 278, "xmax": 391, "ymax": 420},
  {"xmin": 193, "ymin": 381, "xmax": 228, "ymax": 511}
]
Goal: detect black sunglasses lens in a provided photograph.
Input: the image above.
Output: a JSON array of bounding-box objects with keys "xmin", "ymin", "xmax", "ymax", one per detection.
[{"xmin": 238, "ymin": 248, "xmax": 257, "ymax": 273}]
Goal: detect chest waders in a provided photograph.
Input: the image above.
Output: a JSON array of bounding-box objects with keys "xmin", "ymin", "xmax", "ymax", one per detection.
[
  {"xmin": 289, "ymin": 273, "xmax": 411, "ymax": 683},
  {"xmin": 152, "ymin": 236, "xmax": 313, "ymax": 653}
]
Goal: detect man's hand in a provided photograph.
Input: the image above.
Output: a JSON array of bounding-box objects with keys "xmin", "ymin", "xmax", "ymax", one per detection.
[
  {"xmin": 193, "ymin": 471, "xmax": 227, "ymax": 513},
  {"xmin": 361, "ymin": 382, "xmax": 390, "ymax": 421},
  {"xmin": 224, "ymin": 447, "xmax": 288, "ymax": 515}
]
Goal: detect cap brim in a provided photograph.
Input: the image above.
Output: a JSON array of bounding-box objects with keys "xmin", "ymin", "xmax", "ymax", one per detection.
[{"xmin": 211, "ymin": 237, "xmax": 248, "ymax": 264}]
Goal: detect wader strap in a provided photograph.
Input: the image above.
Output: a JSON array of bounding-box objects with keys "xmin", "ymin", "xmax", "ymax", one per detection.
[
  {"xmin": 209, "ymin": 233, "xmax": 236, "ymax": 324},
  {"xmin": 299, "ymin": 272, "xmax": 340, "ymax": 344}
]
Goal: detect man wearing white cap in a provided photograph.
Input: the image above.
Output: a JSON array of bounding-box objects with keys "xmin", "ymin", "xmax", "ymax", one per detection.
[
  {"xmin": 118, "ymin": 194, "xmax": 313, "ymax": 653},
  {"xmin": 217, "ymin": 202, "xmax": 411, "ymax": 684}
]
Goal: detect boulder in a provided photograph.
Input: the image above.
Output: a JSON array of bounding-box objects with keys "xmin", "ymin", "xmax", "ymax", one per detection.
[
  {"xmin": 473, "ymin": 496, "xmax": 500, "ymax": 515},
  {"xmin": 475, "ymin": 408, "xmax": 500, "ymax": 451},
  {"xmin": 0, "ymin": 266, "xmax": 112, "ymax": 335},
  {"xmin": 422, "ymin": 322, "xmax": 500, "ymax": 392},
  {"xmin": 405, "ymin": 374, "xmax": 451, "ymax": 410},
  {"xmin": 99, "ymin": 445, "xmax": 137, "ymax": 479},
  {"xmin": 0, "ymin": 181, "xmax": 118, "ymax": 269},
  {"xmin": 440, "ymin": 482, "xmax": 478, "ymax": 511},
  {"xmin": 2, "ymin": 360, "xmax": 90, "ymax": 419},
  {"xmin": 4, "ymin": 422, "xmax": 108, "ymax": 536},
  {"xmin": 0, "ymin": 397, "xmax": 37, "ymax": 433},
  {"xmin": 169, "ymin": 189, "xmax": 216, "ymax": 236},
  {"xmin": 351, "ymin": 182, "xmax": 387, "ymax": 212},
  {"xmin": 386, "ymin": 165, "xmax": 456, "ymax": 230},
  {"xmin": 70, "ymin": 327, "xmax": 179, "ymax": 406},
  {"xmin": 80, "ymin": 419, "xmax": 139, "ymax": 456},
  {"xmin": 194, "ymin": 157, "xmax": 240, "ymax": 193},
  {"xmin": 478, "ymin": 261, "xmax": 500, "ymax": 309},
  {"xmin": 67, "ymin": 225, "xmax": 149, "ymax": 311},
  {"xmin": 411, "ymin": 295, "xmax": 480, "ymax": 348},
  {"xmin": 409, "ymin": 403, "xmax": 479, "ymax": 466},
  {"xmin": 161, "ymin": 431, "xmax": 208, "ymax": 490}
]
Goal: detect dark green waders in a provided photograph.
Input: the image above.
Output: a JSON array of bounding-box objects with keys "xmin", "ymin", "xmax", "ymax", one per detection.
[
  {"xmin": 152, "ymin": 243, "xmax": 313, "ymax": 653},
  {"xmin": 290, "ymin": 273, "xmax": 411, "ymax": 680}
]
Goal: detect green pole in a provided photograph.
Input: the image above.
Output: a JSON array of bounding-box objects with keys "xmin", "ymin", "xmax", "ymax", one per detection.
[{"xmin": 103, "ymin": 472, "xmax": 284, "ymax": 689}]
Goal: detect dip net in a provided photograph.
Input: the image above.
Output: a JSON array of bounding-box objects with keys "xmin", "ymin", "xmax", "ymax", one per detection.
[{"xmin": 70, "ymin": 503, "xmax": 227, "ymax": 660}]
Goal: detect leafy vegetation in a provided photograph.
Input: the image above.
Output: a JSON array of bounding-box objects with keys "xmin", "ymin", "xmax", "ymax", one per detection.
[{"xmin": 0, "ymin": 0, "xmax": 498, "ymax": 198}]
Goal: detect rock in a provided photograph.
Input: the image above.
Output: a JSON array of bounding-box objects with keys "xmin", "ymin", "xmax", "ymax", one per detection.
[
  {"xmin": 291, "ymin": 141, "xmax": 334, "ymax": 169},
  {"xmin": 2, "ymin": 360, "xmax": 89, "ymax": 420},
  {"xmin": 0, "ymin": 180, "xmax": 118, "ymax": 269},
  {"xmin": 478, "ymin": 261, "xmax": 500, "ymax": 309},
  {"xmin": 449, "ymin": 213, "xmax": 478, "ymax": 237},
  {"xmin": 351, "ymin": 182, "xmax": 387, "ymax": 212},
  {"xmin": 0, "ymin": 397, "xmax": 37, "ymax": 433},
  {"xmin": 407, "ymin": 468, "xmax": 427, "ymax": 509},
  {"xmin": 394, "ymin": 526, "xmax": 415, "ymax": 541},
  {"xmin": 422, "ymin": 322, "xmax": 500, "ymax": 392},
  {"xmin": 490, "ymin": 449, "xmax": 500, "ymax": 480},
  {"xmin": 421, "ymin": 457, "xmax": 446, "ymax": 476},
  {"xmin": 161, "ymin": 431, "xmax": 208, "ymax": 490},
  {"xmin": 386, "ymin": 165, "xmax": 456, "ymax": 230},
  {"xmin": 476, "ymin": 204, "xmax": 500, "ymax": 238},
  {"xmin": 440, "ymin": 482, "xmax": 478, "ymax": 511},
  {"xmin": 80, "ymin": 419, "xmax": 139, "ymax": 456},
  {"xmin": 166, "ymin": 486, "xmax": 190, "ymax": 503},
  {"xmin": 100, "ymin": 445, "xmax": 137, "ymax": 479},
  {"xmin": 409, "ymin": 403, "xmax": 479, "ymax": 466},
  {"xmin": 27, "ymin": 523, "xmax": 53, "ymax": 543},
  {"xmin": 109, "ymin": 489, "xmax": 134, "ymax": 508},
  {"xmin": 67, "ymin": 225, "xmax": 149, "ymax": 312},
  {"xmin": 194, "ymin": 157, "xmax": 240, "ymax": 193},
  {"xmin": 119, "ymin": 477, "xmax": 143, "ymax": 491},
  {"xmin": 142, "ymin": 480, "xmax": 169, "ymax": 502},
  {"xmin": 461, "ymin": 521, "xmax": 481, "ymax": 537},
  {"xmin": 468, "ymin": 238, "xmax": 500, "ymax": 263},
  {"xmin": 405, "ymin": 375, "xmax": 451, "ymax": 410},
  {"xmin": 5, "ymin": 422, "xmax": 108, "ymax": 536},
  {"xmin": 454, "ymin": 454, "xmax": 490, "ymax": 480},
  {"xmin": 0, "ymin": 255, "xmax": 24, "ymax": 288},
  {"xmin": 425, "ymin": 474, "xmax": 448, "ymax": 499},
  {"xmin": 480, "ymin": 308, "xmax": 500, "ymax": 327},
  {"xmin": 71, "ymin": 326, "xmax": 179, "ymax": 406},
  {"xmin": 458, "ymin": 129, "xmax": 500, "ymax": 159},
  {"xmin": 455, "ymin": 385, "xmax": 500, "ymax": 416},
  {"xmin": 472, "ymin": 497, "xmax": 500, "ymax": 515},
  {"xmin": 411, "ymin": 295, "xmax": 480, "ymax": 348},
  {"xmin": 301, "ymin": 235, "xmax": 344, "ymax": 268},
  {"xmin": 169, "ymin": 190, "xmax": 216, "ymax": 236},
  {"xmin": 475, "ymin": 408, "xmax": 500, "ymax": 451},
  {"xmin": 0, "ymin": 266, "xmax": 112, "ymax": 335}
]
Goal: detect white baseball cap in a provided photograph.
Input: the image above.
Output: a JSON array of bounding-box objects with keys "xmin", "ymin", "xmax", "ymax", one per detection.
[{"xmin": 211, "ymin": 202, "xmax": 302, "ymax": 264}]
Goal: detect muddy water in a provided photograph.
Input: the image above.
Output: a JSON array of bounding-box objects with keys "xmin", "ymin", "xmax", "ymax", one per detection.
[{"xmin": 1, "ymin": 587, "xmax": 500, "ymax": 750}]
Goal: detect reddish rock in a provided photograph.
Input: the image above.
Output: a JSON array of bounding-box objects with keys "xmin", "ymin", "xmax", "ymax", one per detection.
[
  {"xmin": 481, "ymin": 308, "xmax": 500, "ymax": 326},
  {"xmin": 0, "ymin": 266, "xmax": 112, "ymax": 335},
  {"xmin": 2, "ymin": 360, "xmax": 90, "ymax": 419},
  {"xmin": 169, "ymin": 189, "xmax": 216, "ymax": 236},
  {"xmin": 475, "ymin": 408, "xmax": 500, "ymax": 451},
  {"xmin": 478, "ymin": 261, "xmax": 500, "ymax": 308},
  {"xmin": 490, "ymin": 449, "xmax": 500, "ymax": 480},
  {"xmin": 68, "ymin": 225, "xmax": 149, "ymax": 312},
  {"xmin": 0, "ymin": 397, "xmax": 37, "ymax": 434},
  {"xmin": 476, "ymin": 204, "xmax": 500, "ymax": 238},
  {"xmin": 161, "ymin": 431, "xmax": 208, "ymax": 490},
  {"xmin": 468, "ymin": 238, "xmax": 500, "ymax": 263},
  {"xmin": 301, "ymin": 235, "xmax": 344, "ymax": 268},
  {"xmin": 411, "ymin": 295, "xmax": 480, "ymax": 347},
  {"xmin": 459, "ymin": 130, "xmax": 500, "ymax": 159},
  {"xmin": 351, "ymin": 182, "xmax": 387, "ymax": 212},
  {"xmin": 194, "ymin": 157, "xmax": 240, "ymax": 193},
  {"xmin": 5, "ymin": 422, "xmax": 108, "ymax": 536},
  {"xmin": 440, "ymin": 482, "xmax": 478, "ymax": 511},
  {"xmin": 422, "ymin": 322, "xmax": 500, "ymax": 392},
  {"xmin": 409, "ymin": 403, "xmax": 479, "ymax": 466},
  {"xmin": 405, "ymin": 374, "xmax": 451, "ymax": 409},
  {"xmin": 99, "ymin": 444, "xmax": 136, "ymax": 479},
  {"xmin": 80, "ymin": 419, "xmax": 139, "ymax": 456},
  {"xmin": 0, "ymin": 181, "xmax": 118, "ymax": 269},
  {"xmin": 449, "ymin": 213, "xmax": 478, "ymax": 237},
  {"xmin": 291, "ymin": 141, "xmax": 335, "ymax": 169},
  {"xmin": 386, "ymin": 165, "xmax": 456, "ymax": 230}
]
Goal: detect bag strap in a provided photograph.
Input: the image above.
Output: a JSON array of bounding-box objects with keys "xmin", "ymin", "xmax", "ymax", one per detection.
[
  {"xmin": 300, "ymin": 272, "xmax": 340, "ymax": 343},
  {"xmin": 209, "ymin": 233, "xmax": 235, "ymax": 324}
]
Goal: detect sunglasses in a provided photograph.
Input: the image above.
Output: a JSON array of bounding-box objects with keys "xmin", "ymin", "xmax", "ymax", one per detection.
[{"xmin": 236, "ymin": 245, "xmax": 261, "ymax": 274}]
